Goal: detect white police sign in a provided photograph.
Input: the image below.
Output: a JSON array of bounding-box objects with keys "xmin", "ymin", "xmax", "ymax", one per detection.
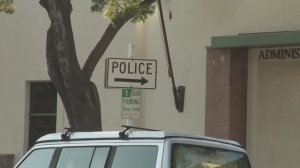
[{"xmin": 105, "ymin": 58, "xmax": 157, "ymax": 89}]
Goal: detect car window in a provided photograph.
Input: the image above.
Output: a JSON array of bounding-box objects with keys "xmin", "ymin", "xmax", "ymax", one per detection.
[
  {"xmin": 17, "ymin": 145, "xmax": 158, "ymax": 168},
  {"xmin": 171, "ymin": 144, "xmax": 250, "ymax": 168},
  {"xmin": 111, "ymin": 146, "xmax": 158, "ymax": 168},
  {"xmin": 90, "ymin": 147, "xmax": 110, "ymax": 168},
  {"xmin": 56, "ymin": 147, "xmax": 94, "ymax": 168},
  {"xmin": 56, "ymin": 147, "xmax": 110, "ymax": 168},
  {"xmin": 17, "ymin": 148, "xmax": 55, "ymax": 168}
]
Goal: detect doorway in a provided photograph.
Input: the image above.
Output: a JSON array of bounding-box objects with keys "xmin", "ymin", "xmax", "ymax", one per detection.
[{"xmin": 248, "ymin": 47, "xmax": 300, "ymax": 168}]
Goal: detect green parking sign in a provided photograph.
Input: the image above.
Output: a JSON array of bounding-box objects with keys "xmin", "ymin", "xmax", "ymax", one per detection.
[
  {"xmin": 121, "ymin": 88, "xmax": 141, "ymax": 119},
  {"xmin": 122, "ymin": 88, "xmax": 132, "ymax": 97}
]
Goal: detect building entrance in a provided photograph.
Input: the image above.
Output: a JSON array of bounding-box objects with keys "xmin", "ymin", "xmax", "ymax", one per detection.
[{"xmin": 248, "ymin": 47, "xmax": 300, "ymax": 168}]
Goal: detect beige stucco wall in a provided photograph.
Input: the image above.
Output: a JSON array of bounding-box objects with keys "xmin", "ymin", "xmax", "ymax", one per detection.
[
  {"xmin": 143, "ymin": 1, "xmax": 300, "ymax": 168},
  {"xmin": 1, "ymin": 0, "xmax": 300, "ymax": 166},
  {"xmin": 0, "ymin": 0, "xmax": 49, "ymax": 160},
  {"xmin": 140, "ymin": 0, "xmax": 300, "ymax": 135}
]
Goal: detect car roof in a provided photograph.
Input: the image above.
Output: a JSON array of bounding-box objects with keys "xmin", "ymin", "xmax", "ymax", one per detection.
[{"xmin": 36, "ymin": 130, "xmax": 241, "ymax": 147}]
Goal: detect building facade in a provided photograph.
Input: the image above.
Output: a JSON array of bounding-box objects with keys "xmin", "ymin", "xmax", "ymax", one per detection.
[{"xmin": 1, "ymin": 0, "xmax": 300, "ymax": 168}]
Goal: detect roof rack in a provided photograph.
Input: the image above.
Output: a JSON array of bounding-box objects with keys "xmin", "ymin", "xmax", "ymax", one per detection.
[
  {"xmin": 119, "ymin": 125, "xmax": 159, "ymax": 139},
  {"xmin": 61, "ymin": 128, "xmax": 79, "ymax": 141},
  {"xmin": 60, "ymin": 126, "xmax": 159, "ymax": 140}
]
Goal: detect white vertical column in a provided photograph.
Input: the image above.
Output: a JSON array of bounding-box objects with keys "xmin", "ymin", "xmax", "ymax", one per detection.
[{"xmin": 126, "ymin": 43, "xmax": 134, "ymax": 127}]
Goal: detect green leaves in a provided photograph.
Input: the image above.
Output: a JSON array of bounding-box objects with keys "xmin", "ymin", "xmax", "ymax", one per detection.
[
  {"xmin": 0, "ymin": 0, "xmax": 15, "ymax": 14},
  {"xmin": 91, "ymin": 0, "xmax": 155, "ymax": 26}
]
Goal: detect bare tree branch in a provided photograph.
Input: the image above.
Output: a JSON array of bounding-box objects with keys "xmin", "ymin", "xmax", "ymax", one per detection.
[{"xmin": 82, "ymin": 23, "xmax": 122, "ymax": 80}]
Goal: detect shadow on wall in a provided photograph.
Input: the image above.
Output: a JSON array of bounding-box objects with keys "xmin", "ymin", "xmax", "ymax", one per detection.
[{"xmin": 0, "ymin": 155, "xmax": 14, "ymax": 168}]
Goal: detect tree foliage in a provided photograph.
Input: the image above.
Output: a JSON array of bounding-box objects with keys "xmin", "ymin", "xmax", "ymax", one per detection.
[
  {"xmin": 91, "ymin": 0, "xmax": 155, "ymax": 26},
  {"xmin": 0, "ymin": 0, "xmax": 15, "ymax": 14}
]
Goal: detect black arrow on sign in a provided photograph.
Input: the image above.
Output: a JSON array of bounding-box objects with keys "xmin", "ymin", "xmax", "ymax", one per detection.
[{"xmin": 114, "ymin": 77, "xmax": 149, "ymax": 85}]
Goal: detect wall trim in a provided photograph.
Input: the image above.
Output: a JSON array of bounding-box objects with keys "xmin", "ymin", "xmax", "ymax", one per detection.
[{"xmin": 211, "ymin": 31, "xmax": 300, "ymax": 48}]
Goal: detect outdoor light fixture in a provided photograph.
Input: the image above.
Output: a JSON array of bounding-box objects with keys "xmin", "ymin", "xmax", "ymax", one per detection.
[{"xmin": 157, "ymin": 0, "xmax": 185, "ymax": 112}]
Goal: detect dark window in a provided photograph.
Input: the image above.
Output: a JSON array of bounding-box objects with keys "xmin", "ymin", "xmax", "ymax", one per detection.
[{"xmin": 29, "ymin": 82, "xmax": 57, "ymax": 148}]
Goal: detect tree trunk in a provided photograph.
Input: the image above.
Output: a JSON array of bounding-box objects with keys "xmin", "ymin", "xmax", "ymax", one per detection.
[
  {"xmin": 39, "ymin": 0, "xmax": 156, "ymax": 131},
  {"xmin": 40, "ymin": 0, "xmax": 102, "ymax": 131},
  {"xmin": 61, "ymin": 81, "xmax": 102, "ymax": 131}
]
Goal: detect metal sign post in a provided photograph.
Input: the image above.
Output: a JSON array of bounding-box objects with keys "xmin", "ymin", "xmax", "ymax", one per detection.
[{"xmin": 121, "ymin": 44, "xmax": 142, "ymax": 126}]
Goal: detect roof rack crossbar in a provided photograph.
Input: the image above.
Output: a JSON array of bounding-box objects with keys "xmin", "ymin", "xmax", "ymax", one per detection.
[{"xmin": 119, "ymin": 125, "xmax": 159, "ymax": 139}]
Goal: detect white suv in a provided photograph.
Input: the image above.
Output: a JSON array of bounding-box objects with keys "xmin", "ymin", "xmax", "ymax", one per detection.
[{"xmin": 14, "ymin": 126, "xmax": 252, "ymax": 168}]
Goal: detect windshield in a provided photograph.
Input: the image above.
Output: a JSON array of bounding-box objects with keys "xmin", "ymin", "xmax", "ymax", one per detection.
[{"xmin": 171, "ymin": 144, "xmax": 250, "ymax": 168}]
